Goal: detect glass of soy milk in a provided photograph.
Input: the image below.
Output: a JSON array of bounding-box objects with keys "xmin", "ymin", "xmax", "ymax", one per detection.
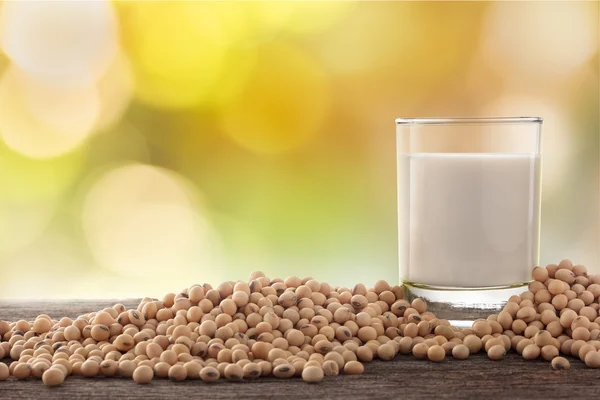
[{"xmin": 396, "ymin": 117, "xmax": 542, "ymax": 325}]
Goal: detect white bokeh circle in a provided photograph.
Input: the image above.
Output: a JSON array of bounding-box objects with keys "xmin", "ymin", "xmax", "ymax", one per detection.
[
  {"xmin": 480, "ymin": 2, "xmax": 597, "ymax": 83},
  {"xmin": 1, "ymin": 0, "xmax": 119, "ymax": 87},
  {"xmin": 0, "ymin": 65, "xmax": 99, "ymax": 158},
  {"xmin": 81, "ymin": 164, "xmax": 221, "ymax": 277}
]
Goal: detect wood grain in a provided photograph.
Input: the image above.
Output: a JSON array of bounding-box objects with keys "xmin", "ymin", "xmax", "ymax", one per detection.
[{"xmin": 1, "ymin": 300, "xmax": 597, "ymax": 399}]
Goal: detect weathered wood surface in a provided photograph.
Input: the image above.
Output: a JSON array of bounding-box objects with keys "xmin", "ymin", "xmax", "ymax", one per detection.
[{"xmin": 0, "ymin": 300, "xmax": 597, "ymax": 399}]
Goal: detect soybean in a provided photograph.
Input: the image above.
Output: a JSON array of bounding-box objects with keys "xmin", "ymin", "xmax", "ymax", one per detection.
[
  {"xmin": 451, "ymin": 344, "xmax": 470, "ymax": 360},
  {"xmin": 427, "ymin": 345, "xmax": 445, "ymax": 362},
  {"xmin": 168, "ymin": 364, "xmax": 187, "ymax": 382},
  {"xmin": 273, "ymin": 364, "xmax": 295, "ymax": 379},
  {"xmin": 133, "ymin": 365, "xmax": 153, "ymax": 384},
  {"xmin": 343, "ymin": 361, "xmax": 364, "ymax": 375},
  {"xmin": 551, "ymin": 357, "xmax": 571, "ymax": 370},
  {"xmin": 42, "ymin": 368, "xmax": 64, "ymax": 387},
  {"xmin": 302, "ymin": 366, "xmax": 324, "ymax": 383},
  {"xmin": 200, "ymin": 366, "xmax": 220, "ymax": 382},
  {"xmin": 487, "ymin": 345, "xmax": 505, "ymax": 360}
]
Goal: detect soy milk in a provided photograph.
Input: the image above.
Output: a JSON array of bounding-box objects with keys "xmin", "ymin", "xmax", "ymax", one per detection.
[{"xmin": 398, "ymin": 153, "xmax": 541, "ymax": 287}]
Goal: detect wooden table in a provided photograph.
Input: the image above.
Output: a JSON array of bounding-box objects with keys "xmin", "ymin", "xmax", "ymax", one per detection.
[{"xmin": 1, "ymin": 300, "xmax": 597, "ymax": 399}]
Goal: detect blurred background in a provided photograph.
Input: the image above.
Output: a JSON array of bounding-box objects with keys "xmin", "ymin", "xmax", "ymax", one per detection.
[{"xmin": 0, "ymin": 1, "xmax": 597, "ymax": 298}]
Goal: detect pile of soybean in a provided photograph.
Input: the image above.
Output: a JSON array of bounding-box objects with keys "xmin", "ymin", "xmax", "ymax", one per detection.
[{"xmin": 0, "ymin": 259, "xmax": 597, "ymax": 387}]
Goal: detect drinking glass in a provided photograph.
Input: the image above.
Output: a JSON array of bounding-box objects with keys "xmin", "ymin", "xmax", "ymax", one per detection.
[{"xmin": 396, "ymin": 117, "xmax": 542, "ymax": 324}]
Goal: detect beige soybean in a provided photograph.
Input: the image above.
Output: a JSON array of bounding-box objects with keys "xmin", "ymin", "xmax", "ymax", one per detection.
[
  {"xmin": 273, "ymin": 364, "xmax": 295, "ymax": 379},
  {"xmin": 118, "ymin": 360, "xmax": 136, "ymax": 377},
  {"xmin": 323, "ymin": 360, "xmax": 339, "ymax": 376},
  {"xmin": 551, "ymin": 357, "xmax": 571, "ymax": 370},
  {"xmin": 377, "ymin": 343, "xmax": 396, "ymax": 361},
  {"xmin": 302, "ymin": 366, "xmax": 324, "ymax": 383},
  {"xmin": 168, "ymin": 364, "xmax": 187, "ymax": 382},
  {"xmin": 584, "ymin": 351, "xmax": 600, "ymax": 368},
  {"xmin": 412, "ymin": 343, "xmax": 429, "ymax": 359},
  {"xmin": 13, "ymin": 363, "xmax": 31, "ymax": 380},
  {"xmin": 541, "ymin": 345, "xmax": 559, "ymax": 361},
  {"xmin": 427, "ymin": 345, "xmax": 445, "ymax": 362},
  {"xmin": 487, "ymin": 345, "xmax": 505, "ymax": 361},
  {"xmin": 242, "ymin": 362, "xmax": 261, "ymax": 379},
  {"xmin": 81, "ymin": 360, "xmax": 100, "ymax": 377},
  {"xmin": 200, "ymin": 366, "xmax": 220, "ymax": 382},
  {"xmin": 463, "ymin": 335, "xmax": 482, "ymax": 354},
  {"xmin": 343, "ymin": 361, "xmax": 364, "ymax": 375},
  {"xmin": 133, "ymin": 365, "xmax": 154, "ymax": 384},
  {"xmin": 42, "ymin": 368, "xmax": 64, "ymax": 387},
  {"xmin": 522, "ymin": 344, "xmax": 541, "ymax": 360},
  {"xmin": 451, "ymin": 344, "xmax": 470, "ymax": 360}
]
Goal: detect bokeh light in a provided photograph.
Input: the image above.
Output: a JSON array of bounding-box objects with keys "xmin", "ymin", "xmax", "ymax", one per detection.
[
  {"xmin": 1, "ymin": 0, "xmax": 118, "ymax": 87},
  {"xmin": 283, "ymin": 2, "xmax": 356, "ymax": 35},
  {"xmin": 0, "ymin": 140, "xmax": 83, "ymax": 257},
  {"xmin": 314, "ymin": 3, "xmax": 481, "ymax": 79},
  {"xmin": 94, "ymin": 50, "xmax": 135, "ymax": 132},
  {"xmin": 480, "ymin": 2, "xmax": 597, "ymax": 85},
  {"xmin": 218, "ymin": 42, "xmax": 330, "ymax": 154},
  {"xmin": 119, "ymin": 2, "xmax": 232, "ymax": 109},
  {"xmin": 0, "ymin": 65, "xmax": 99, "ymax": 158},
  {"xmin": 481, "ymin": 95, "xmax": 570, "ymax": 191},
  {"xmin": 246, "ymin": 2, "xmax": 355, "ymax": 36},
  {"xmin": 81, "ymin": 164, "xmax": 222, "ymax": 279}
]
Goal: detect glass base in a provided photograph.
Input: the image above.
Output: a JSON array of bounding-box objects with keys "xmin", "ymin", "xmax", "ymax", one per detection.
[{"xmin": 403, "ymin": 281, "xmax": 530, "ymax": 328}]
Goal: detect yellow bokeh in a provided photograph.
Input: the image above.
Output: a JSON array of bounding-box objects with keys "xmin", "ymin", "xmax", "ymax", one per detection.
[
  {"xmin": 209, "ymin": 44, "xmax": 258, "ymax": 109},
  {"xmin": 218, "ymin": 42, "xmax": 330, "ymax": 154},
  {"xmin": 281, "ymin": 1, "xmax": 357, "ymax": 35},
  {"xmin": 315, "ymin": 2, "xmax": 482, "ymax": 86},
  {"xmin": 116, "ymin": 1, "xmax": 352, "ymax": 111},
  {"xmin": 119, "ymin": 2, "xmax": 233, "ymax": 109},
  {"xmin": 231, "ymin": 2, "xmax": 355, "ymax": 37}
]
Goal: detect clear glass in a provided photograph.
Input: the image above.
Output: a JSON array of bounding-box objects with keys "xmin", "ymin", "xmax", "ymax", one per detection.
[{"xmin": 396, "ymin": 117, "xmax": 542, "ymax": 325}]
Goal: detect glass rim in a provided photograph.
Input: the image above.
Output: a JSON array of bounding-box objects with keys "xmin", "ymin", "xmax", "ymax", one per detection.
[{"xmin": 395, "ymin": 117, "xmax": 543, "ymax": 125}]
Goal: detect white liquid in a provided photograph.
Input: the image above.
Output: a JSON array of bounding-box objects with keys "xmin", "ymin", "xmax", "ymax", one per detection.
[{"xmin": 398, "ymin": 153, "xmax": 541, "ymax": 288}]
